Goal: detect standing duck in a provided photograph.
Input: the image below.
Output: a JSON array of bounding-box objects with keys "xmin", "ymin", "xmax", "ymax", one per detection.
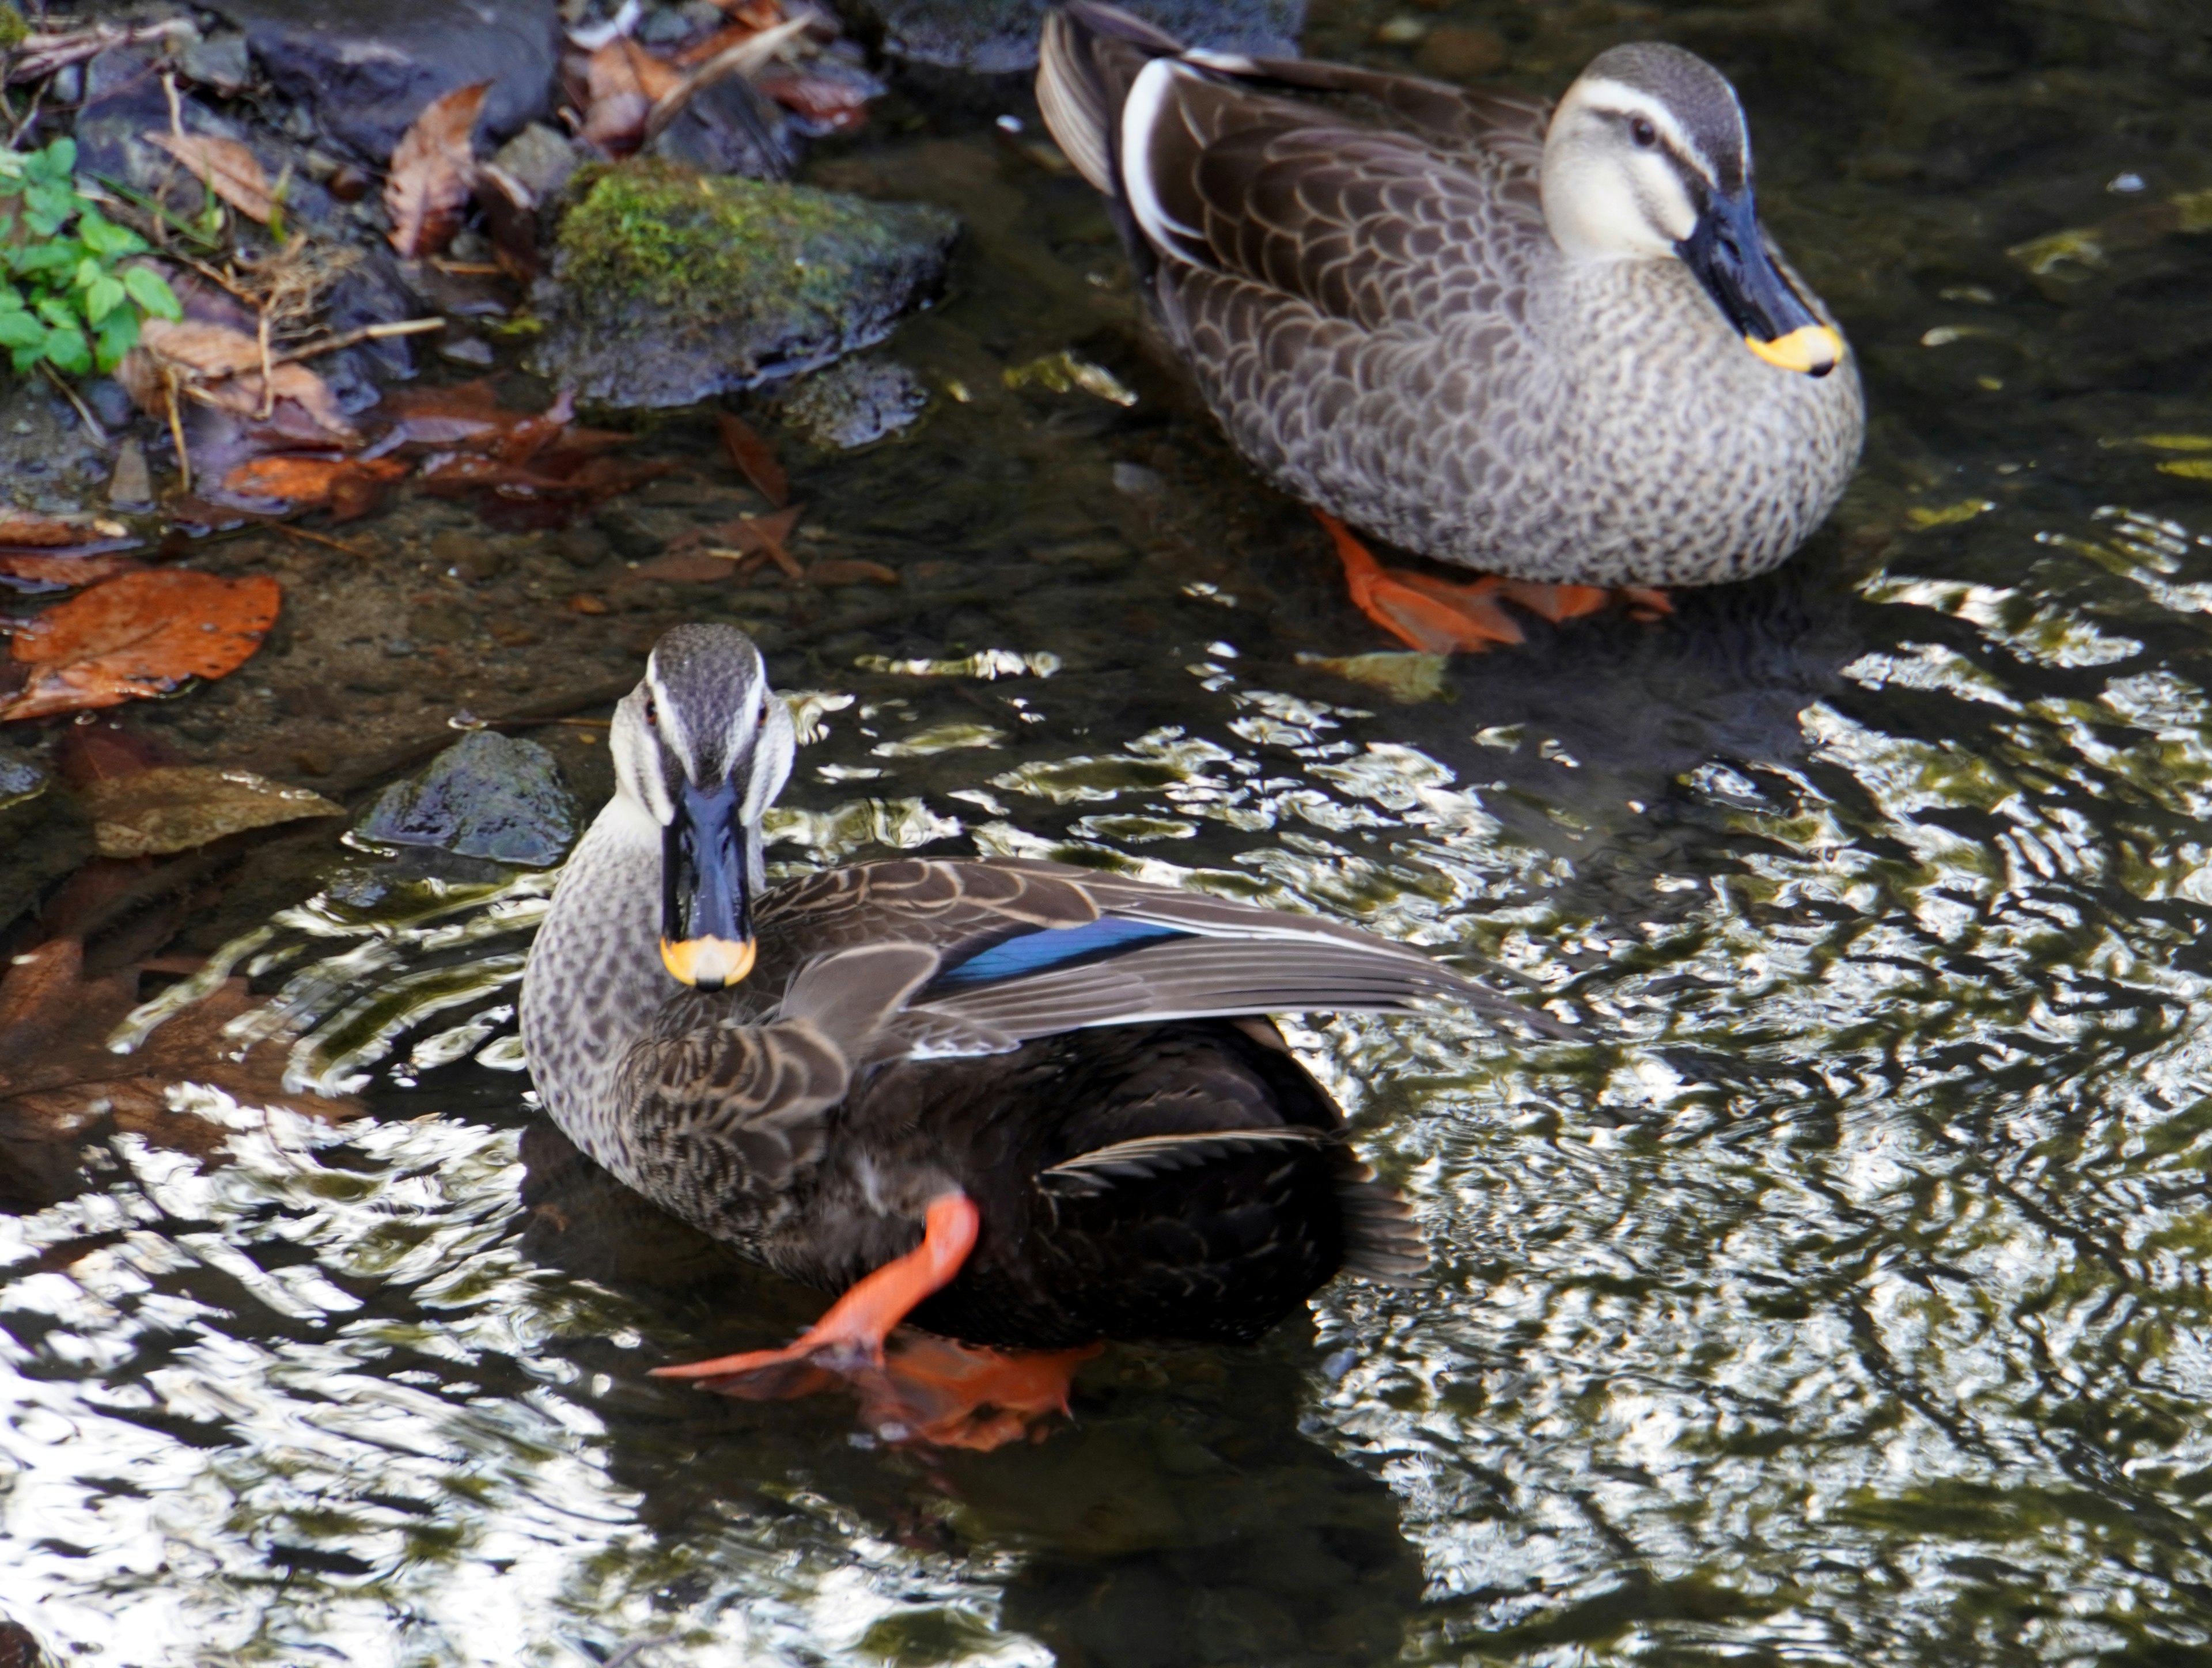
[
  {"xmin": 1036, "ymin": 5, "xmax": 1864, "ymax": 653},
  {"xmin": 520, "ymin": 625, "xmax": 1536, "ymax": 1443}
]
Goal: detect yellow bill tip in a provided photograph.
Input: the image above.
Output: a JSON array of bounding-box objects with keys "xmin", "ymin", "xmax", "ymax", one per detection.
[
  {"xmin": 660, "ymin": 935, "xmax": 757, "ymax": 989},
  {"xmin": 1745, "ymin": 324, "xmax": 1844, "ymax": 376}
]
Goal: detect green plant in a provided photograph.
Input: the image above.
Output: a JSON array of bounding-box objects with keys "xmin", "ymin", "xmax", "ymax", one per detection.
[{"xmin": 0, "ymin": 138, "xmax": 182, "ymax": 377}]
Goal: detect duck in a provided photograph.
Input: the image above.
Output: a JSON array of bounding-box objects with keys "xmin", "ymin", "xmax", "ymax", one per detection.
[
  {"xmin": 518, "ymin": 624, "xmax": 1543, "ymax": 1443},
  {"xmin": 1036, "ymin": 4, "xmax": 1865, "ymax": 654}
]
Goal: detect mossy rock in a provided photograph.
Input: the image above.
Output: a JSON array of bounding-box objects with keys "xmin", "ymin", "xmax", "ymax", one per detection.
[{"xmin": 528, "ymin": 159, "xmax": 960, "ymax": 409}]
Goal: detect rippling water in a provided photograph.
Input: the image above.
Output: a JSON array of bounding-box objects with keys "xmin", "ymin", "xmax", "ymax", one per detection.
[{"xmin": 11, "ymin": 0, "xmax": 2212, "ymax": 1662}]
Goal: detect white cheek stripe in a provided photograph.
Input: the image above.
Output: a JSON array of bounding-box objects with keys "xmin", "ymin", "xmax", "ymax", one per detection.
[{"xmin": 1121, "ymin": 57, "xmax": 1205, "ymax": 255}]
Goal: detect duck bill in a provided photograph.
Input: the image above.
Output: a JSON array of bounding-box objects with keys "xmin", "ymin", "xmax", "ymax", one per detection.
[
  {"xmin": 1676, "ymin": 188, "xmax": 1843, "ymax": 378},
  {"xmin": 660, "ymin": 778, "xmax": 755, "ymax": 990}
]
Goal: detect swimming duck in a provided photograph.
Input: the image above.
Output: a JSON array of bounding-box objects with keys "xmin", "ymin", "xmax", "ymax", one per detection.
[
  {"xmin": 1036, "ymin": 5, "xmax": 1865, "ymax": 653},
  {"xmin": 519, "ymin": 624, "xmax": 1534, "ymax": 1439}
]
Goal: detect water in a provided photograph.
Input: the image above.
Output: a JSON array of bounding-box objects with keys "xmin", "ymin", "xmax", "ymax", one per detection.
[{"xmin": 9, "ymin": 0, "xmax": 2212, "ymax": 1662}]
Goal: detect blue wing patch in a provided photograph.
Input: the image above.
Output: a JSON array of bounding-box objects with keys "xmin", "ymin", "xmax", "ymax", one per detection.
[{"xmin": 931, "ymin": 916, "xmax": 1191, "ymax": 988}]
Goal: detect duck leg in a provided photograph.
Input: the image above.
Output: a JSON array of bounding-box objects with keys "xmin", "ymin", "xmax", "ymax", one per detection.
[{"xmin": 654, "ymin": 1193, "xmax": 981, "ymax": 1386}]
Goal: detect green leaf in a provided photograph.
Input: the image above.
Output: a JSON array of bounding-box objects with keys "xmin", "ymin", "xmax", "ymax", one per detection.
[
  {"xmin": 74, "ymin": 255, "xmax": 103, "ymax": 289},
  {"xmin": 36, "ymin": 294, "xmax": 78, "ymax": 328},
  {"xmin": 14, "ymin": 242, "xmax": 77, "ymax": 274},
  {"xmin": 94, "ymin": 308, "xmax": 139, "ymax": 370},
  {"xmin": 84, "ymin": 274, "xmax": 125, "ymax": 324},
  {"xmin": 122, "ymin": 266, "xmax": 181, "ymax": 322},
  {"xmin": 0, "ymin": 282, "xmax": 20, "ymax": 312},
  {"xmin": 77, "ymin": 210, "xmax": 143, "ymax": 259},
  {"xmin": 35, "ymin": 139, "xmax": 77, "ymax": 181},
  {"xmin": 0, "ymin": 311, "xmax": 46, "ymax": 350},
  {"xmin": 10, "ymin": 344, "xmax": 43, "ymax": 374},
  {"xmin": 41, "ymin": 324, "xmax": 90, "ymax": 376}
]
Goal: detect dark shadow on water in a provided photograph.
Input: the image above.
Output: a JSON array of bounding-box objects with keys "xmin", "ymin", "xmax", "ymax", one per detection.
[{"xmin": 516, "ymin": 1121, "xmax": 1427, "ymax": 1668}]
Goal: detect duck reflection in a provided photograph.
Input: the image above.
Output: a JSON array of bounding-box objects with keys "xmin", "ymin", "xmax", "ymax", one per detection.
[{"xmin": 517, "ymin": 1119, "xmax": 1426, "ymax": 1667}]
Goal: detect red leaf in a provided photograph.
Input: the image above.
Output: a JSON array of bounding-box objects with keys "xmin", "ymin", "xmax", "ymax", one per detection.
[
  {"xmin": 715, "ymin": 411, "xmax": 789, "ymax": 506},
  {"xmin": 3, "ymin": 570, "xmax": 283, "ymax": 722},
  {"xmin": 0, "ymin": 517, "xmax": 93, "ymax": 547},
  {"xmin": 386, "ymin": 81, "xmax": 490, "ymax": 257}
]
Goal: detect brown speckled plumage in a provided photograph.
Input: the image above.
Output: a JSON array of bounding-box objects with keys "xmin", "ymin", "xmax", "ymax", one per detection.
[
  {"xmin": 520, "ymin": 629, "xmax": 1554, "ymax": 1348},
  {"xmin": 1037, "ymin": 5, "xmax": 1864, "ymax": 587}
]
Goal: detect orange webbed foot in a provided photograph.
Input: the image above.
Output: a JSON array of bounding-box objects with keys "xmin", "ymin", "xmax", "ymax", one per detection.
[
  {"xmin": 1317, "ymin": 511, "xmax": 1524, "ymax": 653},
  {"xmin": 653, "ymin": 1193, "xmax": 980, "ymax": 1386},
  {"xmin": 852, "ymin": 1335, "xmax": 1101, "ymax": 1451}
]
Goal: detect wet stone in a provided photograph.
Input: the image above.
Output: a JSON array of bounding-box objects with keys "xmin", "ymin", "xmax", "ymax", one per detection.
[
  {"xmin": 549, "ymin": 526, "xmax": 615, "ymax": 568},
  {"xmin": 779, "ymin": 356, "xmax": 929, "ymax": 449},
  {"xmin": 204, "ymin": 0, "xmax": 561, "ymax": 160},
  {"xmin": 491, "ymin": 121, "xmax": 580, "ymax": 203},
  {"xmin": 352, "ymin": 731, "xmax": 578, "ymax": 866},
  {"xmin": 855, "ymin": 0, "xmax": 1303, "ymax": 72},
  {"xmin": 528, "ymin": 159, "xmax": 960, "ymax": 408},
  {"xmin": 430, "ymin": 529, "xmax": 509, "ymax": 581},
  {"xmin": 0, "ymin": 380, "xmax": 111, "ymax": 514},
  {"xmin": 647, "ymin": 75, "xmax": 797, "ymax": 180},
  {"xmin": 180, "ymin": 29, "xmax": 254, "ymax": 94},
  {"xmin": 0, "ymin": 748, "xmax": 47, "ymax": 812}
]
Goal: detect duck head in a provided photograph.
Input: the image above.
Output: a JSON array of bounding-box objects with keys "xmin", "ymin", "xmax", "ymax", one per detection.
[
  {"xmin": 1539, "ymin": 41, "xmax": 1842, "ymax": 378},
  {"xmin": 611, "ymin": 623, "xmax": 796, "ymax": 991}
]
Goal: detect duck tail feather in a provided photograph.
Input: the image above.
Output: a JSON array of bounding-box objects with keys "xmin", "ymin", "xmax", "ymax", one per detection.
[
  {"xmin": 1037, "ymin": 1127, "xmax": 1331, "ymax": 1197},
  {"xmin": 1330, "ymin": 1153, "xmax": 1427, "ymax": 1283},
  {"xmin": 1037, "ymin": 3, "xmax": 1181, "ymax": 196}
]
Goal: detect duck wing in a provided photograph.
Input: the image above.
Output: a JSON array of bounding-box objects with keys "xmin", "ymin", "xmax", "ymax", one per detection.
[{"xmin": 1039, "ymin": 2, "xmax": 1548, "ymax": 332}]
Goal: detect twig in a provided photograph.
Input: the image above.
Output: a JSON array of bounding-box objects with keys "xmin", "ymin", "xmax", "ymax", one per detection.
[
  {"xmin": 270, "ymin": 318, "xmax": 444, "ymax": 366},
  {"xmin": 163, "ymin": 366, "xmax": 191, "ymax": 493},
  {"xmin": 257, "ymin": 306, "xmax": 274, "ymax": 420},
  {"xmin": 268, "ymin": 522, "xmax": 373, "ymax": 559},
  {"xmin": 39, "ymin": 361, "xmax": 107, "ymax": 444}
]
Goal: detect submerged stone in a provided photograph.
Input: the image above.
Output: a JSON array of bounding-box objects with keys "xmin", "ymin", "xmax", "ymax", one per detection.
[
  {"xmin": 528, "ymin": 159, "xmax": 960, "ymax": 409},
  {"xmin": 204, "ymin": 0, "xmax": 560, "ymax": 161},
  {"xmin": 780, "ymin": 356, "xmax": 929, "ymax": 449},
  {"xmin": 353, "ymin": 731, "xmax": 577, "ymax": 866}
]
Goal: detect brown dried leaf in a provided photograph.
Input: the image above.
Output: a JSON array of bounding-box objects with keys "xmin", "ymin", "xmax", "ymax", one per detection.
[
  {"xmin": 757, "ymin": 70, "xmax": 870, "ymax": 132},
  {"xmin": 0, "ymin": 554, "xmax": 145, "ymax": 590},
  {"xmin": 805, "ymin": 558, "xmax": 897, "ymax": 587},
  {"xmin": 145, "ymin": 131, "xmax": 276, "ymax": 223},
  {"xmin": 82, "ymin": 764, "xmax": 344, "ymax": 858},
  {"xmin": 0, "ymin": 939, "xmax": 359, "ymax": 1170},
  {"xmin": 582, "ymin": 39, "xmax": 657, "ymax": 153},
  {"xmin": 222, "ymin": 454, "xmax": 408, "ymax": 509},
  {"xmin": 132, "ymin": 318, "xmax": 359, "ymax": 442},
  {"xmin": 715, "ymin": 411, "xmax": 788, "ymax": 506},
  {"xmin": 3, "ymin": 570, "xmax": 283, "ymax": 722},
  {"xmin": 385, "ymin": 81, "xmax": 490, "ymax": 257},
  {"xmin": 0, "ymin": 517, "xmax": 91, "ymax": 547}
]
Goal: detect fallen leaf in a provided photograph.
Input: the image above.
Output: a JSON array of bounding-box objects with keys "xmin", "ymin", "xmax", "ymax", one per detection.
[
  {"xmin": 0, "ymin": 937, "xmax": 358, "ymax": 1197},
  {"xmin": 131, "ymin": 319, "xmax": 357, "ymax": 442},
  {"xmin": 386, "ymin": 81, "xmax": 490, "ymax": 257},
  {"xmin": 3, "ymin": 570, "xmax": 282, "ymax": 722},
  {"xmin": 805, "ymin": 558, "xmax": 897, "ymax": 586},
  {"xmin": 222, "ymin": 455, "xmax": 408, "ymax": 517},
  {"xmin": 1295, "ymin": 650, "xmax": 1452, "ymax": 704},
  {"xmin": 716, "ymin": 411, "xmax": 789, "ymax": 505},
  {"xmin": 55, "ymin": 720, "xmax": 185, "ymax": 787},
  {"xmin": 0, "ymin": 518, "xmax": 92, "ymax": 547},
  {"xmin": 582, "ymin": 39, "xmax": 672, "ymax": 153},
  {"xmin": 82, "ymin": 764, "xmax": 344, "ymax": 857},
  {"xmin": 476, "ymin": 163, "xmax": 539, "ymax": 281},
  {"xmin": 757, "ymin": 70, "xmax": 870, "ymax": 132},
  {"xmin": 146, "ymin": 131, "xmax": 276, "ymax": 223},
  {"xmin": 569, "ymin": 593, "xmax": 608, "ymax": 615},
  {"xmin": 0, "ymin": 554, "xmax": 146, "ymax": 592}
]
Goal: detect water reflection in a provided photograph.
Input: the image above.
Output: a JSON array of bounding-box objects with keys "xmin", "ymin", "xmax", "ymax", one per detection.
[{"xmin": 14, "ymin": 0, "xmax": 2212, "ymax": 1660}]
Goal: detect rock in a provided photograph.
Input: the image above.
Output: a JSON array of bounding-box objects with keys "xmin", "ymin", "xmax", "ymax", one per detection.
[
  {"xmin": 0, "ymin": 379, "xmax": 111, "ymax": 515},
  {"xmin": 0, "ymin": 749, "xmax": 47, "ymax": 812},
  {"xmin": 780, "ymin": 355, "xmax": 928, "ymax": 449},
  {"xmin": 203, "ymin": 0, "xmax": 561, "ymax": 161},
  {"xmin": 108, "ymin": 439, "xmax": 153, "ymax": 511},
  {"xmin": 647, "ymin": 74, "xmax": 797, "ymax": 180},
  {"xmin": 352, "ymin": 731, "xmax": 578, "ymax": 866},
  {"xmin": 491, "ymin": 121, "xmax": 579, "ymax": 203},
  {"xmin": 73, "ymin": 48, "xmax": 250, "ymax": 204},
  {"xmin": 853, "ymin": 0, "xmax": 1302, "ymax": 73},
  {"xmin": 529, "ymin": 160, "xmax": 960, "ymax": 408},
  {"xmin": 0, "ymin": 790, "xmax": 92, "ymax": 943},
  {"xmin": 180, "ymin": 29, "xmax": 255, "ymax": 94},
  {"xmin": 1414, "ymin": 24, "xmax": 1508, "ymax": 79}
]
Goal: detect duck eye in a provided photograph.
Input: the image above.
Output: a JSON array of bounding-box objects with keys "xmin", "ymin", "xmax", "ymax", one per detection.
[
  {"xmin": 642, "ymin": 692, "xmax": 658, "ymax": 727},
  {"xmin": 1630, "ymin": 115, "xmax": 1657, "ymax": 149}
]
